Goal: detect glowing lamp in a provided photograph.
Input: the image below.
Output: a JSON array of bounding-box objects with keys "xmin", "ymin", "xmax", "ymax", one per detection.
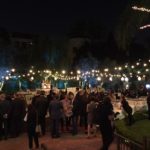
[
  {"xmin": 97, "ymin": 77, "xmax": 101, "ymax": 81},
  {"xmin": 121, "ymin": 77, "xmax": 124, "ymax": 81},
  {"xmin": 138, "ymin": 77, "xmax": 142, "ymax": 81},
  {"xmin": 62, "ymin": 70, "xmax": 66, "ymax": 74},
  {"xmin": 77, "ymin": 70, "xmax": 81, "ymax": 74}
]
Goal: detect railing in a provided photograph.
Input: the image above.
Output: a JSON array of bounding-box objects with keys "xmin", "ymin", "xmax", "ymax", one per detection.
[{"xmin": 115, "ymin": 133, "xmax": 147, "ymax": 150}]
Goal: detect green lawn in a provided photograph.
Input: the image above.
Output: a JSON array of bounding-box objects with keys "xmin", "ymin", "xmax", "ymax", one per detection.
[{"xmin": 115, "ymin": 112, "xmax": 150, "ymax": 143}]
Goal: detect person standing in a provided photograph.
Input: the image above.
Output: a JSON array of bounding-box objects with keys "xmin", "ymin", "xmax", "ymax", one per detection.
[
  {"xmin": 61, "ymin": 92, "xmax": 74, "ymax": 131},
  {"xmin": 99, "ymin": 97, "xmax": 114, "ymax": 150},
  {"xmin": 27, "ymin": 104, "xmax": 39, "ymax": 150},
  {"xmin": 0, "ymin": 92, "xmax": 11, "ymax": 140},
  {"xmin": 86, "ymin": 97, "xmax": 97, "ymax": 138},
  {"xmin": 147, "ymin": 92, "xmax": 150, "ymax": 120},
  {"xmin": 71, "ymin": 90, "xmax": 83, "ymax": 135},
  {"xmin": 121, "ymin": 95, "xmax": 134, "ymax": 125},
  {"xmin": 34, "ymin": 91, "xmax": 47, "ymax": 136},
  {"xmin": 49, "ymin": 93, "xmax": 63, "ymax": 138},
  {"xmin": 10, "ymin": 93, "xmax": 25, "ymax": 137}
]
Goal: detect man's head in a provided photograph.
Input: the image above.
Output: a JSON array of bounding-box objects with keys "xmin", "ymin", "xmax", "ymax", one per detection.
[
  {"xmin": 67, "ymin": 92, "xmax": 74, "ymax": 100},
  {"xmin": 76, "ymin": 87, "xmax": 79, "ymax": 92},
  {"xmin": 0, "ymin": 92, "xmax": 5, "ymax": 101},
  {"xmin": 121, "ymin": 95, "xmax": 126, "ymax": 101}
]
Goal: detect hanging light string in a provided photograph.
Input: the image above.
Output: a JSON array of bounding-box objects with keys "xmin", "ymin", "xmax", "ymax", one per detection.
[
  {"xmin": 132, "ymin": 6, "xmax": 150, "ymax": 30},
  {"xmin": 140, "ymin": 24, "xmax": 150, "ymax": 30},
  {"xmin": 132, "ymin": 6, "xmax": 150, "ymax": 13}
]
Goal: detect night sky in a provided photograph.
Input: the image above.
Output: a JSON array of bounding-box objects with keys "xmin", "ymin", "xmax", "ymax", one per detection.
[{"xmin": 0, "ymin": 0, "xmax": 127, "ymax": 35}]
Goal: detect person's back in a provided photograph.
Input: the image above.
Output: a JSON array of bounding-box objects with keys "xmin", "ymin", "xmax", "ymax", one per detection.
[
  {"xmin": 121, "ymin": 98, "xmax": 132, "ymax": 114},
  {"xmin": 27, "ymin": 105, "xmax": 37, "ymax": 128},
  {"xmin": 121, "ymin": 96, "xmax": 133, "ymax": 125},
  {"xmin": 11, "ymin": 98, "xmax": 23, "ymax": 117},
  {"xmin": 27, "ymin": 104, "xmax": 39, "ymax": 149},
  {"xmin": 99, "ymin": 97, "xmax": 114, "ymax": 150},
  {"xmin": 87, "ymin": 101, "xmax": 96, "ymax": 114},
  {"xmin": 0, "ymin": 99, "xmax": 11, "ymax": 117},
  {"xmin": 49, "ymin": 98, "xmax": 62, "ymax": 119},
  {"xmin": 100, "ymin": 101, "xmax": 113, "ymax": 126},
  {"xmin": 35, "ymin": 95, "xmax": 47, "ymax": 117},
  {"xmin": 49, "ymin": 95, "xmax": 63, "ymax": 138}
]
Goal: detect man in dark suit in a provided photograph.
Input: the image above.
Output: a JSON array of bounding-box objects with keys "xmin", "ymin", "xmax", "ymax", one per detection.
[
  {"xmin": 0, "ymin": 92, "xmax": 11, "ymax": 140},
  {"xmin": 10, "ymin": 93, "xmax": 26, "ymax": 137},
  {"xmin": 34, "ymin": 91, "xmax": 47, "ymax": 136},
  {"xmin": 49, "ymin": 93, "xmax": 63, "ymax": 138}
]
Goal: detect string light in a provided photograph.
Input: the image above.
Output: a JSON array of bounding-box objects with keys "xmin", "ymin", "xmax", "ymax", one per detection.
[
  {"xmin": 144, "ymin": 63, "xmax": 147, "ymax": 67},
  {"xmin": 5, "ymin": 76, "xmax": 9, "ymax": 80},
  {"xmin": 62, "ymin": 70, "xmax": 66, "ymax": 74},
  {"xmin": 104, "ymin": 68, "xmax": 109, "ymax": 72},
  {"xmin": 11, "ymin": 68, "xmax": 15, "ymax": 72},
  {"xmin": 121, "ymin": 77, "xmax": 124, "ymax": 81},
  {"xmin": 118, "ymin": 67, "xmax": 122, "ymax": 71},
  {"xmin": 131, "ymin": 65, "xmax": 135, "ymax": 69},
  {"xmin": 132, "ymin": 6, "xmax": 150, "ymax": 30},
  {"xmin": 97, "ymin": 77, "xmax": 101, "ymax": 81},
  {"xmin": 132, "ymin": 6, "xmax": 150, "ymax": 13},
  {"xmin": 138, "ymin": 76, "xmax": 142, "ymax": 81},
  {"xmin": 1, "ymin": 59, "xmax": 150, "ymax": 82},
  {"xmin": 125, "ymin": 77, "xmax": 129, "ymax": 82},
  {"xmin": 140, "ymin": 24, "xmax": 150, "ymax": 30},
  {"xmin": 77, "ymin": 70, "xmax": 81, "ymax": 74}
]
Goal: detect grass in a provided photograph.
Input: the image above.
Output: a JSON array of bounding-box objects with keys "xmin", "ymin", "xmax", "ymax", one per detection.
[{"xmin": 115, "ymin": 111, "xmax": 150, "ymax": 144}]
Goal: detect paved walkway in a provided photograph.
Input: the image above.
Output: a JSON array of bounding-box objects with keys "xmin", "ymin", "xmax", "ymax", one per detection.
[{"xmin": 0, "ymin": 133, "xmax": 117, "ymax": 150}]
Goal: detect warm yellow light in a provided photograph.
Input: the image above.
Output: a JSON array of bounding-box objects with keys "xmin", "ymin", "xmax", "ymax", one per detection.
[
  {"xmin": 143, "ymin": 63, "xmax": 147, "ymax": 67},
  {"xmin": 109, "ymin": 77, "xmax": 113, "ymax": 81},
  {"xmin": 11, "ymin": 68, "xmax": 15, "ymax": 72},
  {"xmin": 146, "ymin": 69, "xmax": 149, "ymax": 72},
  {"xmin": 29, "ymin": 69, "xmax": 33, "ymax": 73},
  {"xmin": 30, "ymin": 76, "xmax": 34, "ymax": 81},
  {"xmin": 125, "ymin": 77, "xmax": 129, "ymax": 82},
  {"xmin": 137, "ymin": 71, "xmax": 141, "ymax": 74},
  {"xmin": 138, "ymin": 77, "xmax": 142, "ymax": 81},
  {"xmin": 104, "ymin": 68, "xmax": 109, "ymax": 72},
  {"xmin": 132, "ymin": 6, "xmax": 150, "ymax": 13},
  {"xmin": 77, "ymin": 70, "xmax": 81, "ymax": 74},
  {"xmin": 121, "ymin": 77, "xmax": 124, "ymax": 81},
  {"xmin": 118, "ymin": 67, "xmax": 122, "ymax": 71},
  {"xmin": 62, "ymin": 70, "xmax": 66, "ymax": 74},
  {"xmin": 97, "ymin": 77, "xmax": 101, "ymax": 81},
  {"xmin": 140, "ymin": 24, "xmax": 150, "ymax": 30},
  {"xmin": 5, "ymin": 76, "xmax": 9, "ymax": 80},
  {"xmin": 131, "ymin": 65, "xmax": 135, "ymax": 69}
]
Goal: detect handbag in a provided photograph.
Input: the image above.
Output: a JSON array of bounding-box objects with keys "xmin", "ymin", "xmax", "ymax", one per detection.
[
  {"xmin": 35, "ymin": 112, "xmax": 41, "ymax": 133},
  {"xmin": 35, "ymin": 124, "xmax": 41, "ymax": 133},
  {"xmin": 24, "ymin": 113, "xmax": 27, "ymax": 122}
]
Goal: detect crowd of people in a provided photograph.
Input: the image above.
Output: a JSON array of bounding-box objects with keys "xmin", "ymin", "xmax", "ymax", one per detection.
[
  {"xmin": 0, "ymin": 92, "xmax": 26, "ymax": 140},
  {"xmin": 0, "ymin": 86, "xmax": 148, "ymax": 150}
]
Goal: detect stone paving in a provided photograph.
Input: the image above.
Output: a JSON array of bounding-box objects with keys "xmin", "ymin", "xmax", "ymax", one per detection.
[{"xmin": 0, "ymin": 133, "xmax": 117, "ymax": 150}]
